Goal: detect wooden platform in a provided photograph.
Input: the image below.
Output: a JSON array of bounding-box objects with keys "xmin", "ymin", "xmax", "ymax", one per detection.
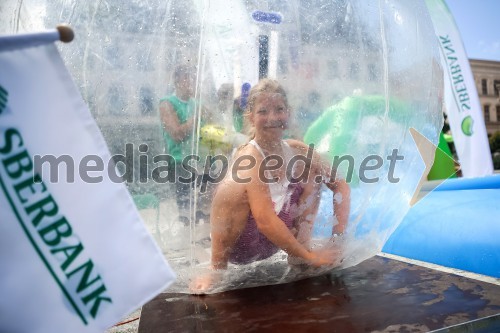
[{"xmin": 138, "ymin": 255, "xmax": 500, "ymax": 332}]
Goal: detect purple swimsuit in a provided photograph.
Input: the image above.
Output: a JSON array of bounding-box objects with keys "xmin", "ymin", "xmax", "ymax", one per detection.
[
  {"xmin": 229, "ymin": 183, "xmax": 303, "ymax": 264},
  {"xmin": 229, "ymin": 140, "xmax": 304, "ymax": 265}
]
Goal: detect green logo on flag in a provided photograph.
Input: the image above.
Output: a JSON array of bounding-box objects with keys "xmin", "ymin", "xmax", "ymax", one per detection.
[
  {"xmin": 461, "ymin": 115, "xmax": 473, "ymax": 136},
  {"xmin": 0, "ymin": 85, "xmax": 8, "ymax": 114}
]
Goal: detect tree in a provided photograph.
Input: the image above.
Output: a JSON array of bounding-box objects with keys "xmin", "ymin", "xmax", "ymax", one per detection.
[
  {"xmin": 490, "ymin": 131, "xmax": 500, "ymax": 154},
  {"xmin": 489, "ymin": 131, "xmax": 500, "ymax": 170}
]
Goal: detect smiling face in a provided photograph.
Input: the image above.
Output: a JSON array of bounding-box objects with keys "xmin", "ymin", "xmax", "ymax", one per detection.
[{"xmin": 250, "ymin": 92, "xmax": 289, "ymax": 140}]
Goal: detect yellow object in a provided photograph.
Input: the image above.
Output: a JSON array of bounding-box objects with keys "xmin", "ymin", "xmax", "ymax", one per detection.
[{"xmin": 199, "ymin": 124, "xmax": 232, "ymax": 153}]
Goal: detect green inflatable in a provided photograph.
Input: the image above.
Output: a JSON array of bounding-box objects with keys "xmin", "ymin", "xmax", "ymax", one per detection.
[
  {"xmin": 303, "ymin": 95, "xmax": 410, "ymax": 184},
  {"xmin": 427, "ymin": 131, "xmax": 457, "ymax": 180}
]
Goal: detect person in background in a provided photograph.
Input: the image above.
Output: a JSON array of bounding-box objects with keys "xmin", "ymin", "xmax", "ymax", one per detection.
[
  {"xmin": 233, "ymin": 96, "xmax": 245, "ymax": 133},
  {"xmin": 159, "ymin": 64, "xmax": 209, "ymax": 225}
]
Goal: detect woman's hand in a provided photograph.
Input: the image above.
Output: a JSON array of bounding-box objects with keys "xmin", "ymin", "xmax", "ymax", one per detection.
[
  {"xmin": 189, "ymin": 270, "xmax": 224, "ymax": 295},
  {"xmin": 289, "ymin": 244, "xmax": 343, "ymax": 268},
  {"xmin": 190, "ymin": 274, "xmax": 213, "ymax": 294},
  {"xmin": 308, "ymin": 246, "xmax": 343, "ymax": 267}
]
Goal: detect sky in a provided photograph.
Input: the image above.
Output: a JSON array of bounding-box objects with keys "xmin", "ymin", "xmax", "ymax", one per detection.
[{"xmin": 445, "ymin": 0, "xmax": 500, "ymax": 61}]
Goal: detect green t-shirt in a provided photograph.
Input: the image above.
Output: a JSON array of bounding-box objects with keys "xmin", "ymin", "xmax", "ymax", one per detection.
[
  {"xmin": 233, "ymin": 111, "xmax": 244, "ymax": 133},
  {"xmin": 160, "ymin": 95, "xmax": 195, "ymax": 162}
]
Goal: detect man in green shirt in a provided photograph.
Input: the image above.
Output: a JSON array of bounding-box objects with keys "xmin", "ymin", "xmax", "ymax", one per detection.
[{"xmin": 159, "ymin": 65, "xmax": 198, "ymax": 225}]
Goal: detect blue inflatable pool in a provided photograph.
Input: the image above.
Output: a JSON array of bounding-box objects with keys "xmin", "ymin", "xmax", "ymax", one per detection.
[{"xmin": 383, "ymin": 175, "xmax": 500, "ymax": 278}]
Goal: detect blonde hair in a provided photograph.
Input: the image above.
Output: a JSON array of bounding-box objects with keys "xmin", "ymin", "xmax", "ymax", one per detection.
[{"xmin": 243, "ymin": 79, "xmax": 289, "ymax": 139}]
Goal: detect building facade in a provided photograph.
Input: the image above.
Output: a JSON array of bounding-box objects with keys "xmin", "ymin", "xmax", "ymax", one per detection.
[{"xmin": 470, "ymin": 59, "xmax": 500, "ymax": 135}]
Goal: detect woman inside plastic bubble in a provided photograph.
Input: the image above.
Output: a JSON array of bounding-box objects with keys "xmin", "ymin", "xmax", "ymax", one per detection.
[{"xmin": 191, "ymin": 79, "xmax": 350, "ymax": 293}]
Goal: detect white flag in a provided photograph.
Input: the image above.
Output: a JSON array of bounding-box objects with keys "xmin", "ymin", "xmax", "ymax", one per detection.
[
  {"xmin": 0, "ymin": 30, "xmax": 175, "ymax": 332},
  {"xmin": 425, "ymin": 0, "xmax": 493, "ymax": 177}
]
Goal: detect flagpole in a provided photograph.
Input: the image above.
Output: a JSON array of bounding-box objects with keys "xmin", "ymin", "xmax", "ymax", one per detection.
[{"xmin": 0, "ymin": 24, "xmax": 73, "ymax": 51}]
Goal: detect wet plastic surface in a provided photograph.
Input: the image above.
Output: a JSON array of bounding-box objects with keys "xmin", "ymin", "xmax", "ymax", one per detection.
[
  {"xmin": 2, "ymin": 0, "xmax": 444, "ymax": 292},
  {"xmin": 138, "ymin": 256, "xmax": 500, "ymax": 332}
]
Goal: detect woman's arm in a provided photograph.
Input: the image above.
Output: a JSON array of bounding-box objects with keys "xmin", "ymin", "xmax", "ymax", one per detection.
[
  {"xmin": 326, "ymin": 178, "xmax": 350, "ymax": 235},
  {"xmin": 291, "ymin": 178, "xmax": 321, "ymax": 248}
]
